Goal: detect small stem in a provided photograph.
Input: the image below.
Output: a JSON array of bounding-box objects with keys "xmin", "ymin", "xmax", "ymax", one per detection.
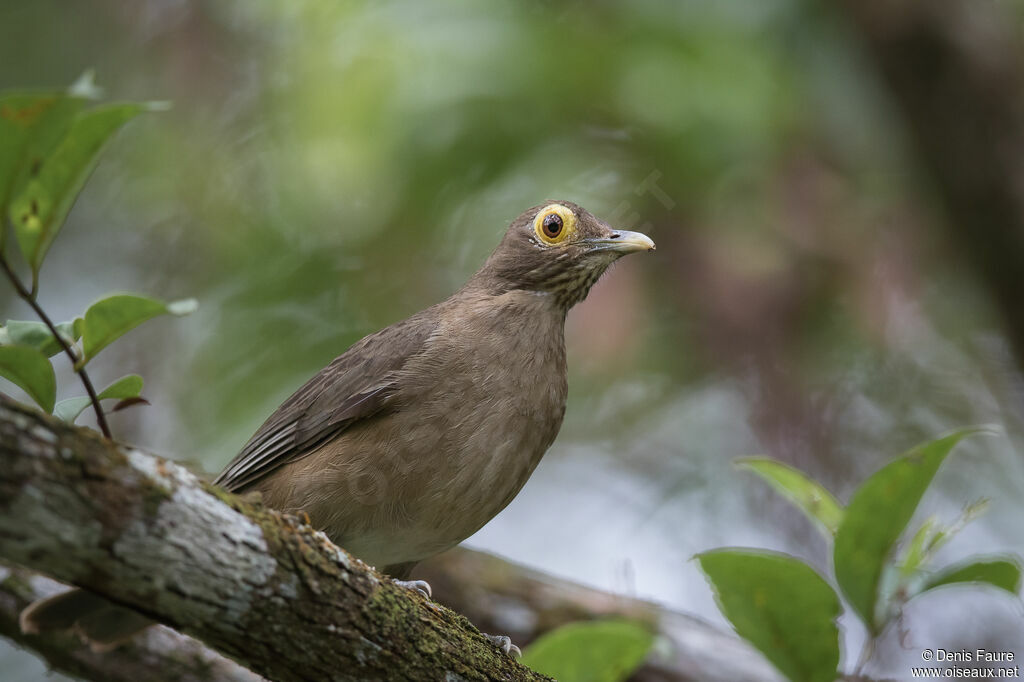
[{"xmin": 0, "ymin": 257, "xmax": 112, "ymax": 438}]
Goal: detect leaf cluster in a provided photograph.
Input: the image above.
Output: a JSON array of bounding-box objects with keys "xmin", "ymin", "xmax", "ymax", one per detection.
[
  {"xmin": 697, "ymin": 430, "xmax": 1021, "ymax": 682},
  {"xmin": 0, "ymin": 74, "xmax": 193, "ymax": 433}
]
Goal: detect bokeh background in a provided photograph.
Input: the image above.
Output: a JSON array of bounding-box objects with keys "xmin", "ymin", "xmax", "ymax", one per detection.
[{"xmin": 3, "ymin": 1, "xmax": 1024, "ymax": 679}]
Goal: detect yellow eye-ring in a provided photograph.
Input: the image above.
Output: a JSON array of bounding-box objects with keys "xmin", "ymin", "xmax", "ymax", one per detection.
[{"xmin": 533, "ymin": 204, "xmax": 577, "ymax": 245}]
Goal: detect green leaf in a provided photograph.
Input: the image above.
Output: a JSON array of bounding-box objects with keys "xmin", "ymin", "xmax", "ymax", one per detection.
[
  {"xmin": 81, "ymin": 294, "xmax": 196, "ymax": 363},
  {"xmin": 697, "ymin": 549, "xmax": 840, "ymax": 682},
  {"xmin": 0, "ymin": 345, "xmax": 56, "ymax": 412},
  {"xmin": 0, "ymin": 319, "xmax": 79, "ymax": 357},
  {"xmin": 921, "ymin": 558, "xmax": 1021, "ymax": 596},
  {"xmin": 0, "ymin": 92, "xmax": 86, "ymax": 253},
  {"xmin": 10, "ymin": 102, "xmax": 145, "ymax": 273},
  {"xmin": 97, "ymin": 374, "xmax": 143, "ymax": 400},
  {"xmin": 54, "ymin": 374, "xmax": 144, "ymax": 423},
  {"xmin": 520, "ymin": 620, "xmax": 654, "ymax": 682},
  {"xmin": 736, "ymin": 457, "xmax": 844, "ymax": 535},
  {"xmin": 833, "ymin": 429, "xmax": 982, "ymax": 633},
  {"xmin": 53, "ymin": 396, "xmax": 92, "ymax": 423}
]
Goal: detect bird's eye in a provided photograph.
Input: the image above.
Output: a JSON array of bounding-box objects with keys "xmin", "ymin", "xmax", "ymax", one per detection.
[
  {"xmin": 533, "ymin": 204, "xmax": 576, "ymax": 245},
  {"xmin": 542, "ymin": 213, "xmax": 563, "ymax": 239}
]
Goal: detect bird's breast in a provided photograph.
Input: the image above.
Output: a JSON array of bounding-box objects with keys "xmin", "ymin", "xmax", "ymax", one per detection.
[
  {"xmin": 276, "ymin": 288, "xmax": 569, "ymax": 565},
  {"xmin": 309, "ymin": 291, "xmax": 569, "ymax": 567},
  {"xmin": 402, "ymin": 291, "xmax": 568, "ymax": 516}
]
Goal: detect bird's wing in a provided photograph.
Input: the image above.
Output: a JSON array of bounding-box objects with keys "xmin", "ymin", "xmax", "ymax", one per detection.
[{"xmin": 213, "ymin": 311, "xmax": 439, "ymax": 492}]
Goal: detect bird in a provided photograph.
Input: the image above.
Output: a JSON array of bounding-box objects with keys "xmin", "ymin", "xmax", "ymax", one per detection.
[{"xmin": 20, "ymin": 200, "xmax": 655, "ymax": 653}]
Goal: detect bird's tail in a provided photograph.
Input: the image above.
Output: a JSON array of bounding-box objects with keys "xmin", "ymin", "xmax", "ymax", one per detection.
[{"xmin": 20, "ymin": 588, "xmax": 154, "ymax": 652}]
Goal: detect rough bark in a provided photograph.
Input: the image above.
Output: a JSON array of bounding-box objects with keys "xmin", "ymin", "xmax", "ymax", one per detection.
[
  {"xmin": 0, "ymin": 395, "xmax": 783, "ymax": 682},
  {"xmin": 0, "ymin": 565, "xmax": 262, "ymax": 682},
  {"xmin": 838, "ymin": 0, "xmax": 1024, "ymax": 372},
  {"xmin": 0, "ymin": 396, "xmax": 549, "ymax": 682}
]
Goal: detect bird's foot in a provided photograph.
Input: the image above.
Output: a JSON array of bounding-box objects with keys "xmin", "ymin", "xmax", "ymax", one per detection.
[
  {"xmin": 484, "ymin": 633, "xmax": 521, "ymax": 658},
  {"xmin": 392, "ymin": 578, "xmax": 432, "ymax": 599}
]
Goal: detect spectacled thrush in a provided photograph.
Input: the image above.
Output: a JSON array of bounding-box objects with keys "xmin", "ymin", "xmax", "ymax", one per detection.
[{"xmin": 21, "ymin": 200, "xmax": 655, "ymax": 653}]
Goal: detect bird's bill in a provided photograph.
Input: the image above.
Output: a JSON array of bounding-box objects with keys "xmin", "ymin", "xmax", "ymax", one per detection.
[{"xmin": 584, "ymin": 230, "xmax": 656, "ymax": 254}]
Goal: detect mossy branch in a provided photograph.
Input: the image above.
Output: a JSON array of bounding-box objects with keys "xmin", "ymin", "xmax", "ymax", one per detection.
[{"xmin": 0, "ymin": 396, "xmax": 548, "ymax": 682}]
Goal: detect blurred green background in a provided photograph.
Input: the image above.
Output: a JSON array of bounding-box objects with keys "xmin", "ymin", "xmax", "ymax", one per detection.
[{"xmin": 2, "ymin": 0, "xmax": 1023, "ymax": 679}]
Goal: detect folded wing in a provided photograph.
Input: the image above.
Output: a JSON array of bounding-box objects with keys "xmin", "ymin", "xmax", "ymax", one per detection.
[{"xmin": 214, "ymin": 311, "xmax": 438, "ymax": 492}]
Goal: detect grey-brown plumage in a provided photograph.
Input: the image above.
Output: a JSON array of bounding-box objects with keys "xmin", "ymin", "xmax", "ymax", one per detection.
[{"xmin": 21, "ymin": 200, "xmax": 654, "ymax": 648}]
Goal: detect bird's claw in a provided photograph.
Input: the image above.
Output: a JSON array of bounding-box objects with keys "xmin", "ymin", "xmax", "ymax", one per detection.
[
  {"xmin": 485, "ymin": 633, "xmax": 521, "ymax": 658},
  {"xmin": 393, "ymin": 578, "xmax": 432, "ymax": 599}
]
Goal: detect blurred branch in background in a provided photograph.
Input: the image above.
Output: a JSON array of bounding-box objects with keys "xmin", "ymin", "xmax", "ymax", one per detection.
[
  {"xmin": 839, "ymin": 0, "xmax": 1024, "ymax": 375},
  {"xmin": 418, "ymin": 548, "xmax": 782, "ymax": 682}
]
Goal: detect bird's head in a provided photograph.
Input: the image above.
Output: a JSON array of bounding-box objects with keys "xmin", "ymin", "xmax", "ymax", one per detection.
[{"xmin": 472, "ymin": 200, "xmax": 655, "ymax": 309}]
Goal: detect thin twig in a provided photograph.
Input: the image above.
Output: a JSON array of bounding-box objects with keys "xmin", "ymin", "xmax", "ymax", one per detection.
[{"xmin": 0, "ymin": 256, "xmax": 112, "ymax": 438}]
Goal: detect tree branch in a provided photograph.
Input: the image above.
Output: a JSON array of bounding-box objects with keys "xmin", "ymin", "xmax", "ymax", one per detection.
[
  {"xmin": 0, "ymin": 396, "xmax": 548, "ymax": 681},
  {"xmin": 0, "ymin": 395, "xmax": 784, "ymax": 682},
  {"xmin": 0, "ymin": 565, "xmax": 262, "ymax": 682}
]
